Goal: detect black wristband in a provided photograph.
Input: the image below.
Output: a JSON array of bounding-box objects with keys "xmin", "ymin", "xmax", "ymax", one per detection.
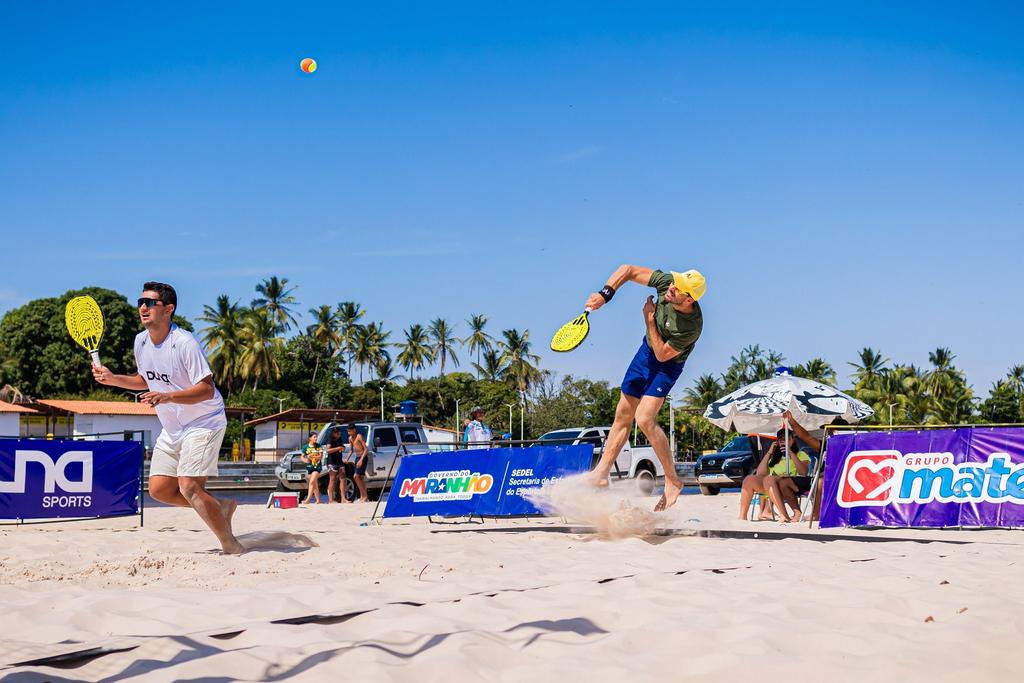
[{"xmin": 598, "ymin": 285, "xmax": 615, "ymax": 302}]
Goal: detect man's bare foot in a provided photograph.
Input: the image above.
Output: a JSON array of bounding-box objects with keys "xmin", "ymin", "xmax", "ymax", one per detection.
[
  {"xmin": 222, "ymin": 539, "xmax": 247, "ymax": 555},
  {"xmin": 790, "ymin": 511, "xmax": 802, "ymax": 523},
  {"xmin": 654, "ymin": 478, "xmax": 683, "ymax": 512},
  {"xmin": 757, "ymin": 512, "xmax": 774, "ymax": 521},
  {"xmin": 586, "ymin": 472, "xmax": 610, "ymax": 489}
]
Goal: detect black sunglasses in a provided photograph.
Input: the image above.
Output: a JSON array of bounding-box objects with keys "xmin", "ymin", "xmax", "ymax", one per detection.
[{"xmin": 137, "ymin": 297, "xmax": 165, "ymax": 308}]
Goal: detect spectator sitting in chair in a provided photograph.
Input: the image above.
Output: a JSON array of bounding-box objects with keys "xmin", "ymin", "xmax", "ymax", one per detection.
[
  {"xmin": 739, "ymin": 414, "xmax": 820, "ymax": 522},
  {"xmin": 762, "ymin": 412, "xmax": 821, "ymax": 522}
]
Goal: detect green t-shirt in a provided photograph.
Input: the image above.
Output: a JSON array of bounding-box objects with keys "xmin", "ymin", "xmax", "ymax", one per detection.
[{"xmin": 647, "ymin": 270, "xmax": 703, "ymax": 364}]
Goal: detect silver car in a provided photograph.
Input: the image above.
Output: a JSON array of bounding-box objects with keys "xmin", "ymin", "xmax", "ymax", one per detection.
[{"xmin": 274, "ymin": 421, "xmax": 431, "ymax": 498}]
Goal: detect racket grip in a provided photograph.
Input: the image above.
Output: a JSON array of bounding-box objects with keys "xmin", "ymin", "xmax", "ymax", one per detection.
[
  {"xmin": 584, "ymin": 307, "xmax": 592, "ymax": 314},
  {"xmin": 89, "ymin": 350, "xmax": 101, "ymax": 367}
]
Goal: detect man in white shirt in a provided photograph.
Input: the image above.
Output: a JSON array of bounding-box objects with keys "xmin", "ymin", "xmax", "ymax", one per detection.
[
  {"xmin": 462, "ymin": 407, "xmax": 493, "ymax": 449},
  {"xmin": 93, "ymin": 282, "xmax": 243, "ymax": 554}
]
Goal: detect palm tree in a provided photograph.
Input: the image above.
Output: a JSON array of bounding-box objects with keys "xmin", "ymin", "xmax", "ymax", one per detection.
[
  {"xmin": 848, "ymin": 347, "xmax": 888, "ymax": 388},
  {"xmin": 794, "ymin": 358, "xmax": 836, "ymax": 385},
  {"xmin": 722, "ymin": 344, "xmax": 784, "ymax": 392},
  {"xmin": 925, "ymin": 347, "xmax": 973, "ymax": 423},
  {"xmin": 197, "ymin": 295, "xmax": 246, "ymax": 393},
  {"xmin": 1006, "ymin": 365, "xmax": 1024, "ymax": 396},
  {"xmin": 252, "ymin": 276, "xmax": 299, "ymax": 334},
  {"xmin": 374, "ymin": 352, "xmax": 402, "ymax": 384},
  {"xmin": 463, "ymin": 314, "xmax": 494, "ymax": 378},
  {"xmin": 335, "ymin": 301, "xmax": 365, "ymax": 376},
  {"xmin": 498, "ymin": 328, "xmax": 542, "ymax": 396},
  {"xmin": 683, "ymin": 373, "xmax": 723, "ymax": 411},
  {"xmin": 238, "ymin": 308, "xmax": 284, "ymax": 390},
  {"xmin": 306, "ymin": 305, "xmax": 339, "ymax": 386},
  {"xmin": 398, "ymin": 324, "xmax": 434, "ymax": 380},
  {"xmin": 353, "ymin": 322, "xmax": 390, "ymax": 384},
  {"xmin": 474, "ymin": 349, "xmax": 506, "ymax": 381},
  {"xmin": 428, "ymin": 318, "xmax": 460, "ymax": 375},
  {"xmin": 306, "ymin": 305, "xmax": 339, "ymax": 355}
]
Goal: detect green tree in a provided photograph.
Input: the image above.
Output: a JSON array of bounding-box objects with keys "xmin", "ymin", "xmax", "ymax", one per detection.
[
  {"xmin": 335, "ymin": 301, "xmax": 365, "ymax": 377},
  {"xmin": 397, "ymin": 324, "xmax": 434, "ymax": 380},
  {"xmin": 849, "ymin": 347, "xmax": 888, "ymax": 388},
  {"xmin": 978, "ymin": 381, "xmax": 1021, "ymax": 423},
  {"xmin": 464, "ymin": 314, "xmax": 494, "ymax": 378},
  {"xmin": 352, "ymin": 321, "xmax": 390, "ymax": 384},
  {"xmin": 722, "ymin": 344, "xmax": 784, "ymax": 392},
  {"xmin": 0, "ymin": 287, "xmax": 140, "ymax": 398},
  {"xmin": 529, "ymin": 375, "xmax": 618, "ymax": 437},
  {"xmin": 474, "ymin": 348, "xmax": 505, "ymax": 381},
  {"xmin": 682, "ymin": 373, "xmax": 723, "ymax": 411},
  {"xmin": 429, "ymin": 318, "xmax": 460, "ymax": 375},
  {"xmin": 238, "ymin": 308, "xmax": 283, "ymax": 390},
  {"xmin": 252, "ymin": 276, "xmax": 299, "ymax": 334},
  {"xmin": 498, "ymin": 328, "xmax": 542, "ymax": 396},
  {"xmin": 197, "ymin": 295, "xmax": 246, "ymax": 395},
  {"xmin": 792, "ymin": 358, "xmax": 836, "ymax": 385}
]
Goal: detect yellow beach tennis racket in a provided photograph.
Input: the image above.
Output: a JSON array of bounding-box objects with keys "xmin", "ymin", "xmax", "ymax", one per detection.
[
  {"xmin": 550, "ymin": 308, "xmax": 592, "ymax": 353},
  {"xmin": 65, "ymin": 296, "xmax": 105, "ymax": 367}
]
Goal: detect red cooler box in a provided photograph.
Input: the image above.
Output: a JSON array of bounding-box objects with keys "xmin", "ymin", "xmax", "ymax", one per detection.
[{"xmin": 271, "ymin": 492, "xmax": 299, "ymax": 509}]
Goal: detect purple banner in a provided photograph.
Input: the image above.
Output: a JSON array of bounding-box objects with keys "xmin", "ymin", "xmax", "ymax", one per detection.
[
  {"xmin": 0, "ymin": 439, "xmax": 142, "ymax": 520},
  {"xmin": 819, "ymin": 426, "xmax": 1024, "ymax": 528}
]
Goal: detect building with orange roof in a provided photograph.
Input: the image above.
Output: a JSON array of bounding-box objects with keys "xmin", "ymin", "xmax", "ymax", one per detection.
[
  {"xmin": 27, "ymin": 400, "xmax": 163, "ymax": 445},
  {"xmin": 0, "ymin": 400, "xmax": 37, "ymax": 438}
]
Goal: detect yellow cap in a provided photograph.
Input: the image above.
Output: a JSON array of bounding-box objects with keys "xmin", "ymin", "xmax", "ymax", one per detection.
[{"xmin": 671, "ymin": 269, "xmax": 706, "ymax": 301}]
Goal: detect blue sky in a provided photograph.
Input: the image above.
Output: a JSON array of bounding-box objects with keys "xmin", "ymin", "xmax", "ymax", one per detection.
[{"xmin": 1, "ymin": 2, "xmax": 1022, "ymax": 396}]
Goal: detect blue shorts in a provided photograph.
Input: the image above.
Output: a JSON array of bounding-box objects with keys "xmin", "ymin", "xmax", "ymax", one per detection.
[{"xmin": 621, "ymin": 337, "xmax": 685, "ymax": 398}]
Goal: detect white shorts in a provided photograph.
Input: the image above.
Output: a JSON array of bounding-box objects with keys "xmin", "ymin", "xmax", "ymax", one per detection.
[{"xmin": 150, "ymin": 427, "xmax": 225, "ymax": 478}]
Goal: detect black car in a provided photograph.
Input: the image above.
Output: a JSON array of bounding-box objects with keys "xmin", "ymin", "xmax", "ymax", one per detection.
[{"xmin": 694, "ymin": 434, "xmax": 776, "ymax": 495}]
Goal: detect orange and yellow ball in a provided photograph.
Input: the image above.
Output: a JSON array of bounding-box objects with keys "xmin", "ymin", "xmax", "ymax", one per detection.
[{"xmin": 300, "ymin": 58, "xmax": 317, "ymax": 74}]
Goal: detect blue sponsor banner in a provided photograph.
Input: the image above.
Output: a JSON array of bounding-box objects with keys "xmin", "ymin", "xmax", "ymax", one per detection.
[
  {"xmin": 0, "ymin": 439, "xmax": 142, "ymax": 520},
  {"xmin": 383, "ymin": 445, "xmax": 592, "ymax": 518}
]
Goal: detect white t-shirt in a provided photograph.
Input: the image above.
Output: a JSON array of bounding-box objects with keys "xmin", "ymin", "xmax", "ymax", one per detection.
[
  {"xmin": 134, "ymin": 325, "xmax": 227, "ymax": 441},
  {"xmin": 463, "ymin": 420, "xmax": 493, "ymax": 449}
]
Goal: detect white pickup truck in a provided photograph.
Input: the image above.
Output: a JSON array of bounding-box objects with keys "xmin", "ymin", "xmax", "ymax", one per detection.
[{"xmin": 531, "ymin": 426, "xmax": 665, "ymax": 494}]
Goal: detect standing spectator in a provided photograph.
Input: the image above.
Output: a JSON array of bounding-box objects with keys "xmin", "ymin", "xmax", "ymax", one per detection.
[
  {"xmin": 346, "ymin": 424, "xmax": 370, "ymax": 502},
  {"xmin": 300, "ymin": 432, "xmax": 325, "ymax": 505},
  {"xmin": 463, "ymin": 407, "xmax": 493, "ymax": 449},
  {"xmin": 325, "ymin": 426, "xmax": 350, "ymax": 504}
]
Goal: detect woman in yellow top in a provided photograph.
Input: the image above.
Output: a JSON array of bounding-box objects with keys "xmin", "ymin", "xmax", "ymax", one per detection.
[
  {"xmin": 300, "ymin": 432, "xmax": 326, "ymax": 505},
  {"xmin": 738, "ymin": 411, "xmax": 820, "ymax": 522}
]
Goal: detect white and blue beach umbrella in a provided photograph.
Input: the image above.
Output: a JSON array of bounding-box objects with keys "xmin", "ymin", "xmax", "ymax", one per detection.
[{"xmin": 703, "ymin": 369, "xmax": 874, "ymax": 434}]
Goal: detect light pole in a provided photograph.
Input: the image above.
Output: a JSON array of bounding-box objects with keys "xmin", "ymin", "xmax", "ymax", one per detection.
[
  {"xmin": 380, "ymin": 387, "xmax": 385, "ymax": 420},
  {"xmin": 506, "ymin": 404, "xmax": 515, "ymax": 437},
  {"xmin": 520, "ymin": 401, "xmax": 525, "ymax": 441},
  {"xmin": 454, "ymin": 399, "xmax": 461, "ymax": 436},
  {"xmin": 888, "ymin": 402, "xmax": 898, "ymax": 427},
  {"xmin": 273, "ymin": 396, "xmax": 287, "ymax": 413}
]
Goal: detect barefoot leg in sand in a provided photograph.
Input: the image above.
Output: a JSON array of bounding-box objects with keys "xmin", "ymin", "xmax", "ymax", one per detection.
[
  {"xmin": 635, "ymin": 395, "xmax": 683, "ymax": 511},
  {"xmin": 588, "ymin": 393, "xmax": 641, "ymax": 487},
  {"xmin": 151, "ymin": 475, "xmax": 244, "ymax": 554}
]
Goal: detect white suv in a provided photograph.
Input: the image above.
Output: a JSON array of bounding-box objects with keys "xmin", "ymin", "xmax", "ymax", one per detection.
[{"xmin": 274, "ymin": 421, "xmax": 431, "ymax": 498}]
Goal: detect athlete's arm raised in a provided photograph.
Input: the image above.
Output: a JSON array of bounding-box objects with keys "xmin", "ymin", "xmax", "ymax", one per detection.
[
  {"xmin": 584, "ymin": 265, "xmax": 655, "ymax": 311},
  {"xmin": 139, "ymin": 376, "xmax": 216, "ymax": 406},
  {"xmin": 92, "ymin": 366, "xmax": 148, "ymax": 391}
]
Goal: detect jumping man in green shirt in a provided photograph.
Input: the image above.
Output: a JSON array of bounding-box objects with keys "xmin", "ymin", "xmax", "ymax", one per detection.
[{"xmin": 584, "ymin": 265, "xmax": 706, "ymax": 511}]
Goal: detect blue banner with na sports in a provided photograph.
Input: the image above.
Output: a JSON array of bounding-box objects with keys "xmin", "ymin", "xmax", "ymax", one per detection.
[
  {"xmin": 0, "ymin": 439, "xmax": 143, "ymax": 520},
  {"xmin": 383, "ymin": 445, "xmax": 592, "ymax": 518}
]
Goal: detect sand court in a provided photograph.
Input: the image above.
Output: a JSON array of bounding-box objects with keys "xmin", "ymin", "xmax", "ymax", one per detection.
[{"xmin": 1, "ymin": 492, "xmax": 1022, "ymax": 681}]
